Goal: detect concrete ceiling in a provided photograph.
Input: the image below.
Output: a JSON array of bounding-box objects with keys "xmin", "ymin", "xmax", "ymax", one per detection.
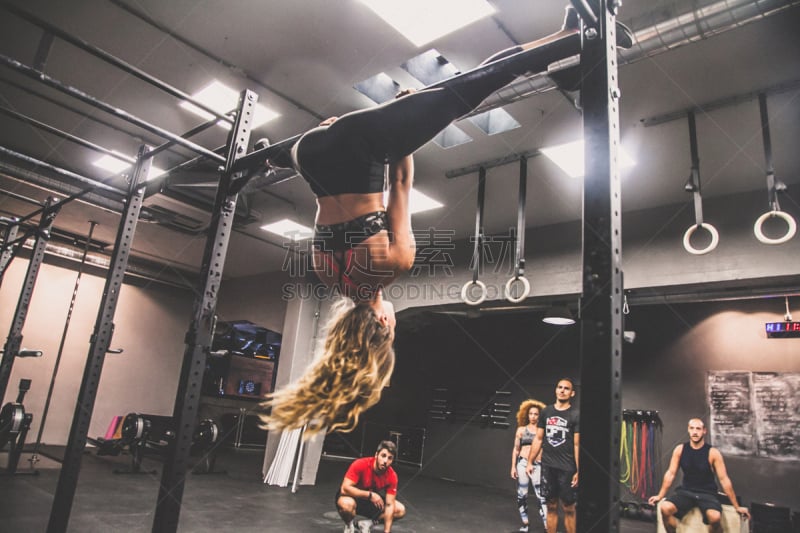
[{"xmin": 0, "ymin": 0, "xmax": 798, "ymax": 282}]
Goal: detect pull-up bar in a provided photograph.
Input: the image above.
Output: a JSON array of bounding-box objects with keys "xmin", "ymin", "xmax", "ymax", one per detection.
[
  {"xmin": 0, "ymin": 106, "xmax": 137, "ymax": 165},
  {"xmin": 1, "ymin": 2, "xmax": 234, "ymax": 126},
  {"xmin": 0, "ymin": 53, "xmax": 225, "ymax": 164},
  {"xmin": 0, "ymin": 98, "xmax": 233, "ymax": 231}
]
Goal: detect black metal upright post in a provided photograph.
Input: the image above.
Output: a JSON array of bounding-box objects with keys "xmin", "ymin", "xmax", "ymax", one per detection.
[
  {"xmin": 0, "ymin": 197, "xmax": 59, "ymax": 403},
  {"xmin": 576, "ymin": 0, "xmax": 624, "ymax": 532},
  {"xmin": 47, "ymin": 148, "xmax": 152, "ymax": 533},
  {"xmin": 0, "ymin": 221, "xmax": 20, "ymax": 287},
  {"xmin": 152, "ymin": 90, "xmax": 256, "ymax": 533}
]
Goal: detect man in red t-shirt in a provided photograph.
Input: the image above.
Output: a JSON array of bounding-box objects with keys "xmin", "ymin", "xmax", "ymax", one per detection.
[{"xmin": 336, "ymin": 440, "xmax": 406, "ymax": 533}]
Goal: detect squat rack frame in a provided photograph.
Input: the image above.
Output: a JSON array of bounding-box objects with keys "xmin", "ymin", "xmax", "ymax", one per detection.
[{"xmin": 0, "ymin": 7, "xmax": 263, "ymax": 531}]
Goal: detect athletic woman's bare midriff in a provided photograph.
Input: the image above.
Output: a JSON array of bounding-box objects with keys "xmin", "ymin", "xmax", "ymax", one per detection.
[
  {"xmin": 315, "ymin": 191, "xmax": 385, "ymax": 225},
  {"xmin": 312, "ymin": 190, "xmax": 396, "ymax": 300}
]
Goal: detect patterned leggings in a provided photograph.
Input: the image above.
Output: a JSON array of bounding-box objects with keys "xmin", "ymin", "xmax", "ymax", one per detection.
[{"xmin": 516, "ymin": 457, "xmax": 547, "ymax": 527}]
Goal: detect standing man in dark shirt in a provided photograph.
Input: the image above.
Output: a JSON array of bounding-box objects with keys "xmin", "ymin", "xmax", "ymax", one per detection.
[
  {"xmin": 648, "ymin": 418, "xmax": 750, "ymax": 533},
  {"xmin": 526, "ymin": 378, "xmax": 580, "ymax": 533}
]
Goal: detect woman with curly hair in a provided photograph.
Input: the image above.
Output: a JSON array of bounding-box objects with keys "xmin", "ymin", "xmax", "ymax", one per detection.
[
  {"xmin": 262, "ymin": 296, "xmax": 396, "ymax": 435},
  {"xmin": 512, "ymin": 399, "xmax": 547, "ymax": 531},
  {"xmin": 259, "ymin": 7, "xmax": 631, "ymax": 436}
]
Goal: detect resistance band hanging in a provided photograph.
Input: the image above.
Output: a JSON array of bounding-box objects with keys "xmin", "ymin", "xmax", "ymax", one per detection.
[
  {"xmin": 29, "ymin": 221, "xmax": 97, "ymax": 468},
  {"xmin": 754, "ymin": 93, "xmax": 796, "ymax": 245},
  {"xmin": 461, "ymin": 167, "xmax": 488, "ymax": 306},
  {"xmin": 620, "ymin": 409, "xmax": 662, "ymax": 500},
  {"xmin": 682, "ymin": 111, "xmax": 719, "ymax": 255},
  {"xmin": 504, "ymin": 157, "xmax": 531, "ymax": 304}
]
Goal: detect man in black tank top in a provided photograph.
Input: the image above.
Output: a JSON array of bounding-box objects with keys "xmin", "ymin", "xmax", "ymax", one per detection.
[{"xmin": 648, "ymin": 418, "xmax": 750, "ymax": 532}]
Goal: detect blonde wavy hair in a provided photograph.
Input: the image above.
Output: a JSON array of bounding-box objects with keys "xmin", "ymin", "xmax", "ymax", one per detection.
[
  {"xmin": 260, "ymin": 297, "xmax": 395, "ymax": 436},
  {"xmin": 516, "ymin": 399, "xmax": 546, "ymax": 427}
]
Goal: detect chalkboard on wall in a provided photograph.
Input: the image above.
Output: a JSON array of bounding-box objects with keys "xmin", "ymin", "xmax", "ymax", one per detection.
[
  {"xmin": 751, "ymin": 372, "xmax": 800, "ymax": 460},
  {"xmin": 707, "ymin": 371, "xmax": 800, "ymax": 461},
  {"xmin": 707, "ymin": 372, "xmax": 756, "ymax": 456}
]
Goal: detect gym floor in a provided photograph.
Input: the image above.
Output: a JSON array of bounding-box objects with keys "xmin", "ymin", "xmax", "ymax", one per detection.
[{"xmin": 1, "ymin": 446, "xmax": 654, "ymax": 532}]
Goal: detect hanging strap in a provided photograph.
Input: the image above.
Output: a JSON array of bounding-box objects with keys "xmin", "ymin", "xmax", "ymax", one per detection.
[
  {"xmin": 754, "ymin": 93, "xmax": 796, "ymax": 244},
  {"xmin": 461, "ymin": 167, "xmax": 488, "ymax": 306},
  {"xmin": 682, "ymin": 111, "xmax": 719, "ymax": 255},
  {"xmin": 504, "ymin": 157, "xmax": 531, "ymax": 303},
  {"xmin": 687, "ymin": 111, "xmax": 703, "ymax": 227},
  {"xmin": 760, "ymin": 93, "xmax": 779, "ymax": 211},
  {"xmin": 31, "ymin": 221, "xmax": 97, "ymax": 461}
]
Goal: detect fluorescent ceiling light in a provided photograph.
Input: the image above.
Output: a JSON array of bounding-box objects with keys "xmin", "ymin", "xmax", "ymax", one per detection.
[
  {"xmin": 180, "ymin": 80, "xmax": 279, "ymax": 129},
  {"xmin": 93, "ymin": 153, "xmax": 131, "ymax": 174},
  {"xmin": 541, "ymin": 139, "xmax": 636, "ymax": 178},
  {"xmin": 360, "ymin": 0, "xmax": 495, "ymax": 46},
  {"xmin": 92, "ymin": 152, "xmax": 164, "ymax": 181},
  {"xmin": 260, "ymin": 218, "xmax": 313, "ymax": 241},
  {"xmin": 409, "ymin": 188, "xmax": 443, "ymax": 214},
  {"xmin": 384, "ymin": 188, "xmax": 443, "ymax": 215}
]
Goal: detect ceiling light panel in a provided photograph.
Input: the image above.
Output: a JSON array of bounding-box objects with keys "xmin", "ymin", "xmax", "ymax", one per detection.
[
  {"xmin": 542, "ymin": 139, "xmax": 636, "ymax": 178},
  {"xmin": 180, "ymin": 80, "xmax": 279, "ymax": 129},
  {"xmin": 260, "ymin": 219, "xmax": 313, "ymax": 241},
  {"xmin": 360, "ymin": 0, "xmax": 495, "ymax": 46}
]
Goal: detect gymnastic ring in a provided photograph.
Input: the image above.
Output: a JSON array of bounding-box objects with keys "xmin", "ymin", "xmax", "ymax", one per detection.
[
  {"xmin": 504, "ymin": 276, "xmax": 530, "ymax": 304},
  {"xmin": 682, "ymin": 223, "xmax": 719, "ymax": 255},
  {"xmin": 754, "ymin": 210, "xmax": 797, "ymax": 245},
  {"xmin": 461, "ymin": 280, "xmax": 488, "ymax": 306}
]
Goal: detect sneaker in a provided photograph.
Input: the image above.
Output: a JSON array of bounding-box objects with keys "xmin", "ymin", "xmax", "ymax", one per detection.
[
  {"xmin": 356, "ymin": 519, "xmax": 372, "ymax": 532},
  {"xmin": 343, "ymin": 522, "xmax": 355, "ymax": 533},
  {"xmin": 519, "ymin": 525, "xmax": 529, "ymax": 532}
]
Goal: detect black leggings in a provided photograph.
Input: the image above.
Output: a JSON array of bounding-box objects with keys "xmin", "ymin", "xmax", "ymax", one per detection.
[{"xmin": 276, "ymin": 32, "xmax": 580, "ymax": 192}]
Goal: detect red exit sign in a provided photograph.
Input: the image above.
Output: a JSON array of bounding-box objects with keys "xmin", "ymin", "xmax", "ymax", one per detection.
[{"xmin": 765, "ymin": 322, "xmax": 800, "ymax": 338}]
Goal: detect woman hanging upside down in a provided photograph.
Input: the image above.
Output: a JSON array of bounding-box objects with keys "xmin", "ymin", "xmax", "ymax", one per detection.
[{"xmin": 260, "ymin": 8, "xmax": 630, "ymax": 435}]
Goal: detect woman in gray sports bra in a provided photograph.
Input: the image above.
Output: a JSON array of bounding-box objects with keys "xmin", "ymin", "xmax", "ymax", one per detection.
[{"xmin": 512, "ymin": 399, "xmax": 547, "ymax": 532}]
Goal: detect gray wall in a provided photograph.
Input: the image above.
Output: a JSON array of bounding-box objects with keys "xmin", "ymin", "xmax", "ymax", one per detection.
[
  {"xmin": 0, "ymin": 258, "xmax": 192, "ymax": 445},
  {"xmin": 216, "ymin": 269, "xmax": 291, "ymax": 333}
]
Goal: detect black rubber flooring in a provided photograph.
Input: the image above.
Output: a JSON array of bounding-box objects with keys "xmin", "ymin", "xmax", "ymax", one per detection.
[{"xmin": 1, "ymin": 446, "xmax": 655, "ymax": 532}]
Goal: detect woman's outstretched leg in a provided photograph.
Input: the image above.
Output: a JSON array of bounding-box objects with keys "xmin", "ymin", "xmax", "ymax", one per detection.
[
  {"xmin": 315, "ymin": 25, "xmax": 581, "ymax": 163},
  {"xmin": 298, "ymin": 20, "xmax": 580, "ymax": 170}
]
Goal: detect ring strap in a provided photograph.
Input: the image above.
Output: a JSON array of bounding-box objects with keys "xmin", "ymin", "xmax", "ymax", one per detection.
[
  {"xmin": 514, "ymin": 157, "xmax": 527, "ymax": 280},
  {"xmin": 470, "ymin": 167, "xmax": 487, "ymax": 284},
  {"xmin": 686, "ymin": 111, "xmax": 705, "ymax": 228}
]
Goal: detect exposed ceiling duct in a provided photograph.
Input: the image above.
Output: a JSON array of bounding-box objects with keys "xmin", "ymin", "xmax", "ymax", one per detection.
[{"xmin": 475, "ymin": 0, "xmax": 800, "ymax": 114}]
